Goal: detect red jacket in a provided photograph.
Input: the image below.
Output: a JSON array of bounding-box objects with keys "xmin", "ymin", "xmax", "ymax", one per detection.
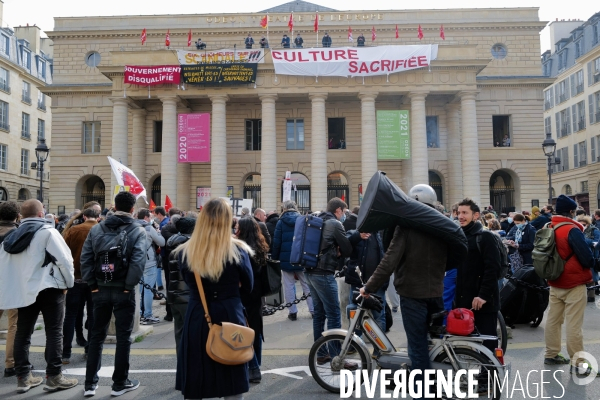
[{"xmin": 548, "ymin": 216, "xmax": 592, "ymax": 289}]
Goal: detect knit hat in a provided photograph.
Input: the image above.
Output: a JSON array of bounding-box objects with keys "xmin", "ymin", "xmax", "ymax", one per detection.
[
  {"xmin": 175, "ymin": 217, "xmax": 196, "ymax": 234},
  {"xmin": 531, "ymin": 206, "xmax": 540, "ymax": 215},
  {"xmin": 555, "ymin": 195, "xmax": 577, "ymax": 215}
]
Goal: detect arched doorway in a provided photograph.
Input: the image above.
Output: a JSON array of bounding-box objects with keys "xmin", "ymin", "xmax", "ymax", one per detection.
[
  {"xmin": 18, "ymin": 188, "xmax": 30, "ymax": 201},
  {"xmin": 79, "ymin": 175, "xmax": 105, "ymax": 209},
  {"xmin": 243, "ymin": 174, "xmax": 261, "ymax": 210},
  {"xmin": 489, "ymin": 170, "xmax": 515, "ymax": 213},
  {"xmin": 0, "ymin": 187, "xmax": 8, "ymax": 202},
  {"xmin": 428, "ymin": 171, "xmax": 443, "ymax": 205},
  {"xmin": 327, "ymin": 172, "xmax": 349, "ymax": 204},
  {"xmin": 282, "ymin": 172, "xmax": 311, "ymax": 214},
  {"xmin": 151, "ymin": 175, "xmax": 161, "ymax": 206}
]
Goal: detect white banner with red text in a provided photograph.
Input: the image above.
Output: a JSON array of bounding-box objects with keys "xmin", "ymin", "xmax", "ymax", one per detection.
[{"xmin": 271, "ymin": 44, "xmax": 437, "ymax": 77}]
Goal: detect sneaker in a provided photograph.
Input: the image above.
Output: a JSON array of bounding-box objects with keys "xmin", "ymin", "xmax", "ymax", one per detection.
[
  {"xmin": 111, "ymin": 379, "xmax": 140, "ymax": 396},
  {"xmin": 17, "ymin": 373, "xmax": 43, "ymax": 393},
  {"xmin": 544, "ymin": 354, "xmax": 570, "ymax": 365},
  {"xmin": 84, "ymin": 384, "xmax": 98, "ymax": 397},
  {"xmin": 287, "ymin": 312, "xmax": 297, "ymax": 321},
  {"xmin": 249, "ymin": 367, "xmax": 262, "ymax": 383},
  {"xmin": 343, "ymin": 361, "xmax": 359, "ymax": 371},
  {"xmin": 141, "ymin": 316, "xmax": 160, "ymax": 325},
  {"xmin": 316, "ymin": 356, "xmax": 332, "ymax": 365},
  {"xmin": 62, "ymin": 357, "xmax": 70, "ymax": 365},
  {"xmin": 44, "ymin": 373, "xmax": 78, "ymax": 392}
]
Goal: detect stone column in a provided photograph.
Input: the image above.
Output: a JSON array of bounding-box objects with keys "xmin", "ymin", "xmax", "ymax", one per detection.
[
  {"xmin": 130, "ymin": 109, "xmax": 147, "ymax": 208},
  {"xmin": 177, "ymin": 107, "xmax": 192, "ymax": 211},
  {"xmin": 409, "ymin": 92, "xmax": 429, "ymax": 187},
  {"xmin": 359, "ymin": 93, "xmax": 378, "ymax": 194},
  {"xmin": 210, "ymin": 95, "xmax": 229, "ymax": 197},
  {"xmin": 445, "ymin": 103, "xmax": 463, "ymax": 205},
  {"xmin": 260, "ymin": 94, "xmax": 278, "ymax": 212},
  {"xmin": 459, "ymin": 91, "xmax": 481, "ymax": 203},
  {"xmin": 110, "ymin": 98, "xmax": 129, "ymax": 192},
  {"xmin": 160, "ymin": 96, "xmax": 178, "ymax": 206},
  {"xmin": 310, "ymin": 93, "xmax": 328, "ymax": 211}
]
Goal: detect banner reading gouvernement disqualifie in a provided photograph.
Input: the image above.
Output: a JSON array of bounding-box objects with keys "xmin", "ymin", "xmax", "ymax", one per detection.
[
  {"xmin": 177, "ymin": 49, "xmax": 265, "ymax": 64},
  {"xmin": 377, "ymin": 110, "xmax": 410, "ymax": 160},
  {"xmin": 272, "ymin": 44, "xmax": 437, "ymax": 77}
]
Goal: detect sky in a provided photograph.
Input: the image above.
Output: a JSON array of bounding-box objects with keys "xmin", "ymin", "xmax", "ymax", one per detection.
[{"xmin": 2, "ymin": 0, "xmax": 599, "ymax": 52}]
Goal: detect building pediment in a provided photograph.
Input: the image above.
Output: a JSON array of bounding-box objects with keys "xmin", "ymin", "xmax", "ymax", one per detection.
[{"xmin": 261, "ymin": 1, "xmax": 337, "ymax": 13}]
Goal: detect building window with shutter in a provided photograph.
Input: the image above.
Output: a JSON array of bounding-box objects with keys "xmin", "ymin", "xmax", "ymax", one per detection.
[
  {"xmin": 0, "ymin": 144, "xmax": 6, "ymax": 170},
  {"xmin": 21, "ymin": 113, "xmax": 29, "ymax": 139},
  {"xmin": 578, "ymin": 141, "xmax": 587, "ymax": 167},
  {"xmin": 37, "ymin": 119, "xmax": 45, "ymax": 140},
  {"xmin": 245, "ymin": 119, "xmax": 262, "ymax": 151},
  {"xmin": 20, "ymin": 149, "xmax": 29, "ymax": 175},
  {"xmin": 82, "ymin": 122, "xmax": 101, "ymax": 153},
  {"xmin": 544, "ymin": 117, "xmax": 551, "ymax": 135},
  {"xmin": 286, "ymin": 119, "xmax": 305, "ymax": 150},
  {"xmin": 581, "ymin": 181, "xmax": 588, "ymax": 193},
  {"xmin": 544, "ymin": 88, "xmax": 554, "ymax": 110}
]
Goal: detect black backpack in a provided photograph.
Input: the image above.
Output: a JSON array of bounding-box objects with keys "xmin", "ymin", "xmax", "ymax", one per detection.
[
  {"xmin": 93, "ymin": 222, "xmax": 139, "ymax": 283},
  {"xmin": 476, "ymin": 230, "xmax": 510, "ymax": 279}
]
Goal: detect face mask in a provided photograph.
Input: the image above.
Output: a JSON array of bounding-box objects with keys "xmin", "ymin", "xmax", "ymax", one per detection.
[
  {"xmin": 507, "ymin": 218, "xmax": 513, "ymax": 224},
  {"xmin": 340, "ymin": 214, "xmax": 346, "ymax": 223},
  {"xmin": 517, "ymin": 223, "xmax": 525, "ymax": 231}
]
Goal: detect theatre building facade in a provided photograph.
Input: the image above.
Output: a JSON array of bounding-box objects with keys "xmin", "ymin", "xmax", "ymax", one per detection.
[{"xmin": 44, "ymin": 4, "xmax": 552, "ymax": 214}]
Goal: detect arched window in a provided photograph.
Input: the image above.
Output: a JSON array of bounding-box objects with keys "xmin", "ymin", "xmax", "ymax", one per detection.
[
  {"xmin": 327, "ymin": 172, "xmax": 348, "ymax": 204},
  {"xmin": 428, "ymin": 171, "xmax": 443, "ymax": 205},
  {"xmin": 79, "ymin": 176, "xmax": 105, "ymax": 209},
  {"xmin": 151, "ymin": 176, "xmax": 161, "ymax": 206},
  {"xmin": 0, "ymin": 187, "xmax": 8, "ymax": 202},
  {"xmin": 282, "ymin": 172, "xmax": 310, "ymax": 214},
  {"xmin": 18, "ymin": 188, "xmax": 30, "ymax": 201},
  {"xmin": 243, "ymin": 174, "xmax": 261, "ymax": 210},
  {"xmin": 489, "ymin": 170, "xmax": 515, "ymax": 213},
  {"xmin": 563, "ymin": 184, "xmax": 572, "ymax": 195}
]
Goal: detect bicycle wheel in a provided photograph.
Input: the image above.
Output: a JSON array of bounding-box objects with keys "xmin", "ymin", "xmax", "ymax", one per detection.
[
  {"xmin": 434, "ymin": 347, "xmax": 503, "ymax": 400},
  {"xmin": 497, "ymin": 311, "xmax": 508, "ymax": 355},
  {"xmin": 308, "ymin": 334, "xmax": 370, "ymax": 393}
]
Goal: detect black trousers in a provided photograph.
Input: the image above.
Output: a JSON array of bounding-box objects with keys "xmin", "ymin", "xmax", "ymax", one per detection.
[
  {"xmin": 14, "ymin": 288, "xmax": 66, "ymax": 378},
  {"xmin": 473, "ymin": 310, "xmax": 498, "ymax": 353},
  {"xmin": 63, "ymin": 281, "xmax": 94, "ymax": 357},
  {"xmin": 85, "ymin": 288, "xmax": 135, "ymax": 387}
]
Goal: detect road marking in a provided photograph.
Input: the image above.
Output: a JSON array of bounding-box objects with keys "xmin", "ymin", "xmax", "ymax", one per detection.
[
  {"xmin": 261, "ymin": 366, "xmax": 312, "ymax": 379},
  {"xmin": 34, "ymin": 367, "xmax": 176, "ymax": 377}
]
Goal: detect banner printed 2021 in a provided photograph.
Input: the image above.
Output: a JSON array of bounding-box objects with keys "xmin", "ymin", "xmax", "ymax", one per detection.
[{"xmin": 271, "ymin": 44, "xmax": 438, "ymax": 77}]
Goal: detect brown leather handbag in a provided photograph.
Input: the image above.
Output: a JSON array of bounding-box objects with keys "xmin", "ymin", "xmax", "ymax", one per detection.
[{"xmin": 194, "ymin": 273, "xmax": 255, "ymax": 366}]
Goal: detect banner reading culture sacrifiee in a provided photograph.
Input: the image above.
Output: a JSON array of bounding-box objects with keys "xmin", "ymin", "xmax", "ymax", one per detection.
[{"xmin": 272, "ymin": 44, "xmax": 437, "ymax": 77}]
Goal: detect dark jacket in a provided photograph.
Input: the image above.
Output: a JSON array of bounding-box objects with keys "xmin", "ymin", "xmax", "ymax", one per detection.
[
  {"xmin": 254, "ymin": 217, "xmax": 271, "ymax": 245},
  {"xmin": 343, "ymin": 214, "xmax": 357, "ymax": 231},
  {"xmin": 80, "ymin": 213, "xmax": 147, "ymax": 291},
  {"xmin": 271, "ymin": 210, "xmax": 302, "ymax": 272},
  {"xmin": 167, "ymin": 233, "xmax": 191, "ymax": 305},
  {"xmin": 344, "ymin": 230, "xmax": 387, "ymax": 290},
  {"xmin": 175, "ymin": 249, "xmax": 253, "ymax": 398},
  {"xmin": 309, "ymin": 212, "xmax": 352, "ymax": 274},
  {"xmin": 240, "ymin": 255, "xmax": 265, "ymax": 349},
  {"xmin": 161, "ymin": 221, "xmax": 179, "ymax": 264},
  {"xmin": 322, "ymin": 35, "xmax": 332, "ymax": 47},
  {"xmin": 455, "ymin": 222, "xmax": 501, "ymax": 313},
  {"xmin": 505, "ymin": 223, "xmax": 536, "ymax": 265},
  {"xmin": 583, "ymin": 224, "xmax": 600, "ymax": 258},
  {"xmin": 365, "ymin": 225, "xmax": 446, "ymax": 299},
  {"xmin": 265, "ymin": 213, "xmax": 279, "ymax": 242},
  {"xmin": 530, "ymin": 212, "xmax": 551, "ymax": 230},
  {"xmin": 500, "ymin": 219, "xmax": 514, "ymax": 233},
  {"xmin": 357, "ymin": 35, "xmax": 365, "ymax": 46},
  {"xmin": 245, "ymin": 36, "xmax": 254, "ymax": 48},
  {"xmin": 0, "ymin": 220, "xmax": 18, "ymax": 243},
  {"xmin": 281, "ymin": 36, "xmax": 290, "ymax": 48}
]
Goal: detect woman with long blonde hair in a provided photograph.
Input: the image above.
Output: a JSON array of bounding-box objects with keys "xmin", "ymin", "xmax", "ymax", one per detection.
[{"xmin": 175, "ymin": 198, "xmax": 254, "ymax": 400}]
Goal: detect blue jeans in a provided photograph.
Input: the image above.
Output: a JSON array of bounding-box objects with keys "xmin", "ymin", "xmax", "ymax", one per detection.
[
  {"xmin": 305, "ymin": 273, "xmax": 341, "ymax": 343},
  {"xmin": 140, "ymin": 265, "xmax": 157, "ymax": 318},
  {"xmin": 347, "ymin": 285, "xmax": 386, "ymax": 334},
  {"xmin": 399, "ymin": 296, "xmax": 444, "ymax": 400},
  {"xmin": 62, "ymin": 281, "xmax": 94, "ymax": 358},
  {"xmin": 156, "ymin": 268, "xmax": 163, "ymax": 288}
]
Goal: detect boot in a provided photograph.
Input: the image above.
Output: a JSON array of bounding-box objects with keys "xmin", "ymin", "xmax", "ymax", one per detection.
[
  {"xmin": 249, "ymin": 368, "xmax": 261, "ymax": 383},
  {"xmin": 17, "ymin": 372, "xmax": 43, "ymax": 393},
  {"xmin": 43, "ymin": 373, "xmax": 78, "ymax": 392}
]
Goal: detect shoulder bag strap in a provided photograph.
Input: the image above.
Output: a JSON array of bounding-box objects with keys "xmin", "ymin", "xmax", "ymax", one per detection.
[{"xmin": 194, "ymin": 272, "xmax": 213, "ymax": 328}]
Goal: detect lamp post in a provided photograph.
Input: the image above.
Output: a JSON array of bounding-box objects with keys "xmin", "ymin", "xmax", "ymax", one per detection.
[
  {"xmin": 34, "ymin": 138, "xmax": 50, "ymax": 205},
  {"xmin": 542, "ymin": 132, "xmax": 557, "ymax": 206}
]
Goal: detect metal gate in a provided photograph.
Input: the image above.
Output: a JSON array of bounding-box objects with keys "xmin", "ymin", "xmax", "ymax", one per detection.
[
  {"xmin": 151, "ymin": 177, "xmax": 161, "ymax": 206},
  {"xmin": 243, "ymin": 184, "xmax": 261, "ymax": 210},
  {"xmin": 284, "ymin": 186, "xmax": 311, "ymax": 214},
  {"xmin": 327, "ymin": 185, "xmax": 349, "ymax": 205},
  {"xmin": 81, "ymin": 190, "xmax": 105, "ymax": 209},
  {"xmin": 490, "ymin": 186, "xmax": 515, "ymax": 214}
]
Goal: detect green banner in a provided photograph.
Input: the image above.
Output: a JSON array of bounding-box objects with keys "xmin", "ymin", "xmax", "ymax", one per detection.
[
  {"xmin": 376, "ymin": 110, "xmax": 410, "ymax": 160},
  {"xmin": 181, "ymin": 63, "xmax": 257, "ymax": 85}
]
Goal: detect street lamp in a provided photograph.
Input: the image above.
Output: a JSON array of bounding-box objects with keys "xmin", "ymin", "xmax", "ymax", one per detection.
[
  {"xmin": 34, "ymin": 138, "xmax": 50, "ymax": 204},
  {"xmin": 542, "ymin": 133, "xmax": 557, "ymax": 206}
]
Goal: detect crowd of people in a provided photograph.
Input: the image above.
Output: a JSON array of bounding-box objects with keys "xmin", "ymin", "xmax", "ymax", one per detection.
[{"xmin": 0, "ymin": 187, "xmax": 598, "ymax": 398}]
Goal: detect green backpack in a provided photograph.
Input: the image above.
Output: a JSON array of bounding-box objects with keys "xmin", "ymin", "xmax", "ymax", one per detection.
[{"xmin": 532, "ymin": 222, "xmax": 574, "ymax": 280}]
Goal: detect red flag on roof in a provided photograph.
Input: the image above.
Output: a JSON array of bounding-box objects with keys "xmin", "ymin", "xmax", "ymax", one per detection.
[
  {"xmin": 165, "ymin": 196, "xmax": 173, "ymax": 213},
  {"xmin": 260, "ymin": 15, "xmax": 268, "ymax": 29},
  {"xmin": 187, "ymin": 29, "xmax": 192, "ymax": 46},
  {"xmin": 440, "ymin": 24, "xmax": 445, "ymax": 40},
  {"xmin": 417, "ymin": 25, "xmax": 424, "ymax": 40},
  {"xmin": 165, "ymin": 30, "xmax": 171, "ymax": 47},
  {"xmin": 314, "ymin": 11, "xmax": 319, "ymax": 32},
  {"xmin": 395, "ymin": 25, "xmax": 399, "ymax": 39},
  {"xmin": 141, "ymin": 28, "xmax": 147, "ymax": 45},
  {"xmin": 288, "ymin": 13, "xmax": 293, "ymax": 32},
  {"xmin": 149, "ymin": 199, "xmax": 156, "ymax": 211},
  {"xmin": 371, "ymin": 26, "xmax": 376, "ymax": 41}
]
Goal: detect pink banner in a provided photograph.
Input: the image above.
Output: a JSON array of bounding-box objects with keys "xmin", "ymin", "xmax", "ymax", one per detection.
[
  {"xmin": 124, "ymin": 65, "xmax": 181, "ymax": 86},
  {"xmin": 178, "ymin": 113, "xmax": 210, "ymax": 163}
]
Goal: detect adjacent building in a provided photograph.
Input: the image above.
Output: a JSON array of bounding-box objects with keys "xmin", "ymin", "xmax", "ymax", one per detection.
[
  {"xmin": 44, "ymin": 2, "xmax": 552, "ymax": 214},
  {"xmin": 542, "ymin": 13, "xmax": 600, "ymax": 212},
  {"xmin": 0, "ymin": 0, "xmax": 53, "ymax": 208}
]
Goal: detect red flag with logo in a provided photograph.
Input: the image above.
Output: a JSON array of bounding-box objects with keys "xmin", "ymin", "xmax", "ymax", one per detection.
[
  {"xmin": 288, "ymin": 13, "xmax": 293, "ymax": 32},
  {"xmin": 417, "ymin": 25, "xmax": 424, "ymax": 40},
  {"xmin": 149, "ymin": 199, "xmax": 156, "ymax": 211},
  {"xmin": 348, "ymin": 26, "xmax": 353, "ymax": 42},
  {"xmin": 260, "ymin": 15, "xmax": 268, "ymax": 29},
  {"xmin": 314, "ymin": 12, "xmax": 319, "ymax": 32},
  {"xmin": 141, "ymin": 28, "xmax": 147, "ymax": 45},
  {"xmin": 187, "ymin": 29, "xmax": 192, "ymax": 46},
  {"xmin": 395, "ymin": 25, "xmax": 399, "ymax": 39},
  {"xmin": 165, "ymin": 195, "xmax": 173, "ymax": 213},
  {"xmin": 341, "ymin": 193, "xmax": 346, "ymax": 202},
  {"xmin": 165, "ymin": 30, "xmax": 170, "ymax": 47},
  {"xmin": 440, "ymin": 24, "xmax": 445, "ymax": 40},
  {"xmin": 371, "ymin": 26, "xmax": 376, "ymax": 41}
]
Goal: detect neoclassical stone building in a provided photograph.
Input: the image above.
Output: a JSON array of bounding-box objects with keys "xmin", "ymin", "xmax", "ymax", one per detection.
[{"xmin": 44, "ymin": 2, "xmax": 552, "ymax": 214}]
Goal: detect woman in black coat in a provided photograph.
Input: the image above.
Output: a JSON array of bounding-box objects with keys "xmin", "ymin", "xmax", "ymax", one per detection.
[
  {"xmin": 236, "ymin": 217, "xmax": 269, "ymax": 384},
  {"xmin": 505, "ymin": 213, "xmax": 536, "ymax": 266},
  {"xmin": 175, "ymin": 198, "xmax": 254, "ymax": 400}
]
